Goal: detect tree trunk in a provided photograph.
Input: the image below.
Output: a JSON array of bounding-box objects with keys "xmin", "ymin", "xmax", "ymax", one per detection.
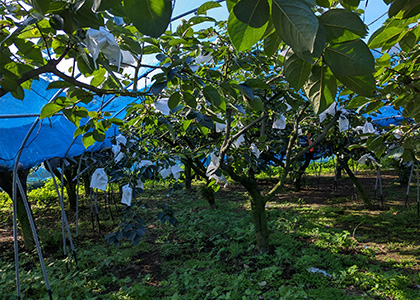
[
  {"xmin": 244, "ymin": 179, "xmax": 269, "ymax": 253},
  {"xmin": 82, "ymin": 174, "xmax": 90, "ymax": 197},
  {"xmin": 64, "ymin": 169, "xmax": 77, "ymax": 211},
  {"xmin": 0, "ymin": 169, "xmax": 35, "ymax": 250},
  {"xmin": 198, "ymin": 182, "xmax": 216, "ymax": 208},
  {"xmin": 294, "ymin": 152, "xmax": 314, "ymax": 191},
  {"xmin": 335, "ymin": 155, "xmax": 344, "ymax": 179},
  {"xmin": 182, "ymin": 158, "xmax": 192, "ymax": 191},
  {"xmin": 222, "ymin": 167, "xmax": 269, "ymax": 252},
  {"xmin": 339, "ymin": 159, "xmax": 371, "ymax": 206}
]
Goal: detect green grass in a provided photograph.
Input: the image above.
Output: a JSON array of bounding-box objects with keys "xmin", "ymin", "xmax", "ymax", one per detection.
[{"xmin": 1, "ymin": 174, "xmax": 420, "ymax": 299}]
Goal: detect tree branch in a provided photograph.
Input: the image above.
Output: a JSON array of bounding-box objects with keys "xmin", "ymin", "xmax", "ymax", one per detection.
[
  {"xmin": 219, "ymin": 113, "xmax": 267, "ymax": 156},
  {"xmin": 293, "ymin": 111, "xmax": 341, "ymax": 162}
]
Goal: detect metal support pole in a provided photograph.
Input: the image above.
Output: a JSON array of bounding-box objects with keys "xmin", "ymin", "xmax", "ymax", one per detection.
[
  {"xmin": 75, "ymin": 152, "xmax": 85, "ymax": 239},
  {"xmin": 16, "ymin": 177, "xmax": 53, "ymax": 300},
  {"xmin": 374, "ymin": 166, "xmax": 379, "ymax": 200},
  {"xmin": 417, "ymin": 164, "xmax": 419, "ymax": 218},
  {"xmin": 94, "ymin": 190, "xmax": 101, "ymax": 230},
  {"xmin": 89, "ymin": 188, "xmax": 95, "ymax": 231},
  {"xmin": 378, "ymin": 167, "xmax": 383, "ymax": 208},
  {"xmin": 405, "ymin": 163, "xmax": 415, "ymax": 207},
  {"xmin": 12, "ymin": 178, "xmax": 20, "ymax": 300},
  {"xmin": 46, "ymin": 161, "xmax": 78, "ymax": 268}
]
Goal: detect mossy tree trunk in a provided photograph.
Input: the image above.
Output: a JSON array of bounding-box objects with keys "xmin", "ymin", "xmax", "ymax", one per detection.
[
  {"xmin": 244, "ymin": 178, "xmax": 269, "ymax": 253},
  {"xmin": 0, "ymin": 169, "xmax": 35, "ymax": 250},
  {"xmin": 222, "ymin": 164, "xmax": 269, "ymax": 252},
  {"xmin": 335, "ymin": 155, "xmax": 344, "ymax": 180}
]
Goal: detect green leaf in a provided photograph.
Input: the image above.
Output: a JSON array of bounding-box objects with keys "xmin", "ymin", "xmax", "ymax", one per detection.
[
  {"xmin": 263, "ymin": 31, "xmax": 282, "ymax": 56},
  {"xmin": 339, "ymin": 0, "xmax": 360, "ymax": 10},
  {"xmin": 13, "ymin": 39, "xmax": 44, "ymax": 64},
  {"xmin": 399, "ymin": 26, "xmax": 420, "ymax": 51},
  {"xmin": 316, "ymin": 0, "xmax": 333, "ymax": 8},
  {"xmin": 320, "ymin": 9, "xmax": 367, "ymax": 43},
  {"xmin": 90, "ymin": 68, "xmax": 106, "ymax": 87},
  {"xmin": 49, "ymin": 14, "xmax": 65, "ymax": 30},
  {"xmin": 40, "ymin": 102, "xmax": 63, "ymax": 118},
  {"xmin": 68, "ymin": 89, "xmax": 93, "ymax": 104},
  {"xmin": 244, "ymin": 79, "xmax": 269, "ymax": 89},
  {"xmin": 347, "ymin": 96, "xmax": 370, "ymax": 109},
  {"xmin": 151, "ymin": 81, "xmax": 167, "ymax": 95},
  {"xmin": 304, "ymin": 66, "xmax": 337, "ymax": 114},
  {"xmin": 367, "ymin": 17, "xmax": 411, "ymax": 51},
  {"xmin": 227, "ymin": 10, "xmax": 268, "ymax": 51},
  {"xmin": 0, "ymin": 75, "xmax": 18, "ymax": 92},
  {"xmin": 272, "ymin": 0, "xmax": 319, "ymax": 53},
  {"xmin": 82, "ymin": 132, "xmax": 96, "ymax": 148},
  {"xmin": 389, "ymin": 0, "xmax": 420, "ymax": 19},
  {"xmin": 27, "ymin": 0, "xmax": 51, "ymax": 14},
  {"xmin": 94, "ymin": 0, "xmax": 124, "ymax": 12},
  {"xmin": 347, "ymin": 144, "xmax": 363, "ymax": 151},
  {"xmin": 110, "ymin": 118, "xmax": 125, "ymax": 126},
  {"xmin": 247, "ymin": 96, "xmax": 264, "ymax": 112},
  {"xmin": 227, "ymin": 0, "xmax": 240, "ymax": 12},
  {"xmin": 324, "ymin": 39, "xmax": 375, "ymax": 76},
  {"xmin": 77, "ymin": 55, "xmax": 95, "ymax": 76},
  {"xmin": 376, "ymin": 53, "xmax": 391, "ymax": 67},
  {"xmin": 196, "ymin": 1, "xmax": 222, "ymax": 15},
  {"xmin": 46, "ymin": 81, "xmax": 74, "ymax": 90},
  {"xmin": 203, "ymin": 86, "xmax": 221, "ymax": 107},
  {"xmin": 168, "ymin": 92, "xmax": 181, "ymax": 110},
  {"xmin": 365, "ymin": 101, "xmax": 384, "ymax": 114},
  {"xmin": 233, "ymin": 0, "xmax": 270, "ymax": 28},
  {"xmin": 335, "ymin": 73, "xmax": 376, "ymax": 97},
  {"xmin": 93, "ymin": 129, "xmax": 106, "ymax": 142},
  {"xmin": 294, "ymin": 22, "xmax": 327, "ymax": 62},
  {"xmin": 78, "ymin": 1, "xmax": 105, "ymax": 28},
  {"xmin": 11, "ymin": 85, "xmax": 25, "ymax": 100},
  {"xmin": 124, "ymin": 0, "xmax": 172, "ymax": 38},
  {"xmin": 46, "ymin": 1, "xmax": 69, "ymax": 13},
  {"xmin": 62, "ymin": 107, "xmax": 88, "ymax": 127},
  {"xmin": 284, "ymin": 49, "xmax": 312, "ymax": 90},
  {"xmin": 183, "ymin": 92, "xmax": 197, "ymax": 109},
  {"xmin": 367, "ymin": 136, "xmax": 386, "ymax": 158}
]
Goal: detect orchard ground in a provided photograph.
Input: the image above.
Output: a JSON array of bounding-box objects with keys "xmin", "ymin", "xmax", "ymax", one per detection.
[{"xmin": 0, "ymin": 166, "xmax": 420, "ymax": 299}]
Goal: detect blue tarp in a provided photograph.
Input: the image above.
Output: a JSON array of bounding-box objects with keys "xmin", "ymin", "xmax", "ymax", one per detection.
[
  {"xmin": 0, "ymin": 76, "xmax": 137, "ymax": 170},
  {"xmin": 369, "ymin": 106, "xmax": 406, "ymax": 127}
]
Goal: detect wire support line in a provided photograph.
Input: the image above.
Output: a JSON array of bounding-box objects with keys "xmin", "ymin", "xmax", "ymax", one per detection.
[{"xmin": 367, "ymin": 11, "xmax": 388, "ymax": 27}]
